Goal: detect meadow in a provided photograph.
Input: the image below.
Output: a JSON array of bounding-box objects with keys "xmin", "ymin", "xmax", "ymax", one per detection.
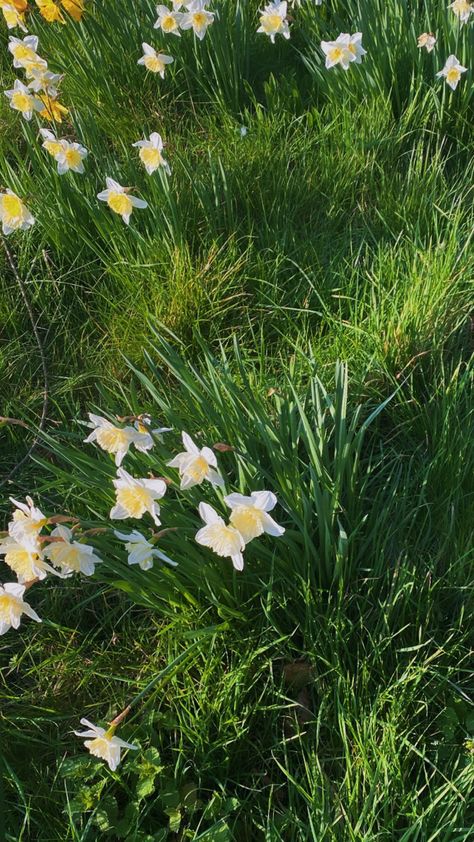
[{"xmin": 0, "ymin": 1, "xmax": 473, "ymax": 840}]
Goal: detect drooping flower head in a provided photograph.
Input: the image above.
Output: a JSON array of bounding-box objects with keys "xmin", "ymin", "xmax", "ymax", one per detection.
[
  {"xmin": 97, "ymin": 179, "xmax": 148, "ymax": 225},
  {"xmin": 417, "ymin": 32, "xmax": 436, "ymax": 52},
  {"xmin": 27, "ymin": 67, "xmax": 62, "ymax": 96},
  {"xmin": 114, "ymin": 529, "xmax": 177, "ymax": 570},
  {"xmin": 84, "ymin": 413, "xmax": 155, "ymax": 465},
  {"xmin": 110, "ymin": 468, "xmax": 167, "ymax": 526},
  {"xmin": 0, "ymin": 536, "xmax": 60, "ymax": 583},
  {"xmin": 8, "ymin": 495, "xmax": 47, "ymax": 549},
  {"xmin": 0, "ymin": 582, "xmax": 41, "ymax": 635},
  {"xmin": 44, "ymin": 525, "xmax": 102, "ymax": 576},
  {"xmin": 74, "ymin": 719, "xmax": 138, "ymax": 770},
  {"xmin": 257, "ymin": 1, "xmax": 290, "ymax": 43},
  {"xmin": 132, "ymin": 132, "xmax": 170, "ymax": 176},
  {"xmin": 138, "ymin": 43, "xmax": 174, "ymax": 77},
  {"xmin": 224, "ymin": 490, "xmax": 285, "ymax": 544},
  {"xmin": 167, "ymin": 432, "xmax": 224, "ymax": 490},
  {"xmin": 38, "ymin": 94, "xmax": 69, "ymax": 122},
  {"xmin": 1, "ymin": 2, "xmax": 27, "ymax": 30},
  {"xmin": 40, "ymin": 127, "xmax": 63, "ymax": 157},
  {"xmin": 61, "ymin": 0, "xmax": 85, "ymax": 21},
  {"xmin": 195, "ymin": 502, "xmax": 245, "ymax": 571},
  {"xmin": 436, "ymin": 54, "xmax": 467, "ymax": 90},
  {"xmin": 448, "ymin": 0, "xmax": 473, "ymax": 24},
  {"xmin": 35, "ymin": 0, "xmax": 64, "ymax": 22},
  {"xmin": 0, "ymin": 190, "xmax": 35, "ymax": 235}
]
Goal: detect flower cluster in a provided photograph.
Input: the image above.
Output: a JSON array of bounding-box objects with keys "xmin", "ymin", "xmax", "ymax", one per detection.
[{"xmin": 1, "ymin": 409, "xmax": 286, "ymax": 770}]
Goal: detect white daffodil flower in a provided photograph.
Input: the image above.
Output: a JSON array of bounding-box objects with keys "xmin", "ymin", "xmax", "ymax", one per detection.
[
  {"xmin": 417, "ymin": 33, "xmax": 436, "ymax": 52},
  {"xmin": 84, "ymin": 413, "xmax": 156, "ymax": 465},
  {"xmin": 181, "ymin": 1, "xmax": 215, "ymax": 40},
  {"xmin": 54, "ymin": 139, "xmax": 88, "ymax": 175},
  {"xmin": 134, "ymin": 416, "xmax": 172, "ymax": 442},
  {"xmin": 43, "ymin": 525, "xmax": 102, "ymax": 576},
  {"xmin": 195, "ymin": 502, "xmax": 245, "ymax": 571},
  {"xmin": 4, "ymin": 79, "xmax": 43, "ymax": 120},
  {"xmin": 26, "ymin": 67, "xmax": 62, "ymax": 96},
  {"xmin": 40, "ymin": 127, "xmax": 63, "ymax": 157},
  {"xmin": 167, "ymin": 432, "xmax": 224, "ymax": 490},
  {"xmin": 224, "ymin": 490, "xmax": 285, "ymax": 544},
  {"xmin": 0, "ymin": 582, "xmax": 41, "ymax": 635},
  {"xmin": 449, "ymin": 0, "xmax": 473, "ymax": 24},
  {"xmin": 110, "ymin": 469, "xmax": 167, "ymax": 526},
  {"xmin": 132, "ymin": 132, "xmax": 171, "ymax": 176},
  {"xmin": 154, "ymin": 4, "xmax": 183, "ymax": 35},
  {"xmin": 257, "ymin": 2, "xmax": 290, "ymax": 43},
  {"xmin": 8, "ymin": 35, "xmax": 46, "ymax": 70},
  {"xmin": 74, "ymin": 719, "xmax": 138, "ymax": 771},
  {"xmin": 0, "ymin": 536, "xmax": 60, "ymax": 583},
  {"xmin": 2, "ymin": 4, "xmax": 27, "ymax": 31},
  {"xmin": 436, "ymin": 54, "xmax": 467, "ymax": 90},
  {"xmin": 114, "ymin": 529, "xmax": 177, "ymax": 570},
  {"xmin": 321, "ymin": 32, "xmax": 366, "ymax": 70},
  {"xmin": 8, "ymin": 496, "xmax": 47, "ymax": 549},
  {"xmin": 97, "ymin": 178, "xmax": 148, "ymax": 225},
  {"xmin": 138, "ymin": 43, "xmax": 174, "ymax": 77},
  {"xmin": 0, "ymin": 189, "xmax": 35, "ymax": 235}
]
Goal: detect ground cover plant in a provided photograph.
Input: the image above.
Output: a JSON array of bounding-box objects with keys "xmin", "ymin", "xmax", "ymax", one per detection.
[{"xmin": 0, "ymin": 1, "xmax": 473, "ymax": 840}]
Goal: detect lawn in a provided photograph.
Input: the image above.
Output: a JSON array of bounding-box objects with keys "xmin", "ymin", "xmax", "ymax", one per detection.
[{"xmin": 0, "ymin": 1, "xmax": 473, "ymax": 840}]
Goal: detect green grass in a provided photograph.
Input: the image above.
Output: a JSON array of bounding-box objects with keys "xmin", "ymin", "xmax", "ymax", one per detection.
[{"xmin": 1, "ymin": 1, "xmax": 473, "ymax": 839}]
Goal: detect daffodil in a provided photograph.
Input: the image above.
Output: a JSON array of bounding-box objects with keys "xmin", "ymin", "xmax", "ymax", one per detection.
[
  {"xmin": 167, "ymin": 432, "xmax": 224, "ymax": 490},
  {"xmin": 0, "ymin": 582, "xmax": 41, "ymax": 635},
  {"xmin": 1, "ymin": 3, "xmax": 27, "ymax": 31},
  {"xmin": 8, "ymin": 35, "xmax": 46, "ymax": 70},
  {"xmin": 0, "ymin": 536, "xmax": 60, "ymax": 583},
  {"xmin": 114, "ymin": 529, "xmax": 177, "ymax": 570},
  {"xmin": 74, "ymin": 719, "xmax": 138, "ymax": 770},
  {"xmin": 257, "ymin": 2, "xmax": 290, "ymax": 44},
  {"xmin": 4, "ymin": 79, "xmax": 43, "ymax": 120},
  {"xmin": 449, "ymin": 0, "xmax": 473, "ymax": 24},
  {"xmin": 84, "ymin": 413, "xmax": 155, "ymax": 465},
  {"xmin": 181, "ymin": 1, "xmax": 215, "ymax": 40},
  {"xmin": 55, "ymin": 139, "xmax": 88, "ymax": 174},
  {"xmin": 0, "ymin": 189, "xmax": 35, "ymax": 236},
  {"xmin": 417, "ymin": 32, "xmax": 436, "ymax": 52},
  {"xmin": 97, "ymin": 178, "xmax": 148, "ymax": 225},
  {"xmin": 436, "ymin": 54, "xmax": 467, "ymax": 90},
  {"xmin": 195, "ymin": 502, "xmax": 245, "ymax": 571},
  {"xmin": 138, "ymin": 43, "xmax": 174, "ymax": 77},
  {"xmin": 61, "ymin": 0, "xmax": 84, "ymax": 21},
  {"xmin": 321, "ymin": 32, "xmax": 366, "ymax": 70},
  {"xmin": 38, "ymin": 94, "xmax": 69, "ymax": 122},
  {"xmin": 27, "ymin": 67, "xmax": 62, "ymax": 96},
  {"xmin": 224, "ymin": 491, "xmax": 285, "ymax": 544},
  {"xmin": 40, "ymin": 127, "xmax": 63, "ymax": 157},
  {"xmin": 132, "ymin": 132, "xmax": 170, "ymax": 176},
  {"xmin": 44, "ymin": 525, "xmax": 102, "ymax": 575},
  {"xmin": 134, "ymin": 416, "xmax": 172, "ymax": 441},
  {"xmin": 154, "ymin": 4, "xmax": 183, "ymax": 35},
  {"xmin": 36, "ymin": 0, "xmax": 64, "ymax": 22},
  {"xmin": 110, "ymin": 469, "xmax": 167, "ymax": 526},
  {"xmin": 8, "ymin": 495, "xmax": 47, "ymax": 549}
]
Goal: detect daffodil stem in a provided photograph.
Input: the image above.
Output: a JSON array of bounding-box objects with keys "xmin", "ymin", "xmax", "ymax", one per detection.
[{"xmin": 108, "ymin": 632, "xmax": 216, "ymax": 728}]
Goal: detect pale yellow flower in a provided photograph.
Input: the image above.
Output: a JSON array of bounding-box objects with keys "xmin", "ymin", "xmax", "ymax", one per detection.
[
  {"xmin": 0, "ymin": 189, "xmax": 35, "ymax": 236},
  {"xmin": 97, "ymin": 179, "xmax": 148, "ymax": 225},
  {"xmin": 436, "ymin": 54, "xmax": 467, "ymax": 90},
  {"xmin": 74, "ymin": 719, "xmax": 137, "ymax": 770},
  {"xmin": 167, "ymin": 431, "xmax": 224, "ymax": 490},
  {"xmin": 417, "ymin": 32, "xmax": 436, "ymax": 52},
  {"xmin": 132, "ymin": 132, "xmax": 170, "ymax": 176},
  {"xmin": 195, "ymin": 502, "xmax": 245, "ymax": 571},
  {"xmin": 8, "ymin": 35, "xmax": 47, "ymax": 70},
  {"xmin": 110, "ymin": 468, "xmax": 167, "ymax": 526},
  {"xmin": 257, "ymin": 1, "xmax": 290, "ymax": 43},
  {"xmin": 154, "ymin": 4, "xmax": 183, "ymax": 35},
  {"xmin": 0, "ymin": 536, "xmax": 59, "ymax": 583},
  {"xmin": 224, "ymin": 491, "xmax": 285, "ymax": 544},
  {"xmin": 84, "ymin": 413, "xmax": 155, "ymax": 464},
  {"xmin": 4, "ymin": 79, "xmax": 43, "ymax": 120},
  {"xmin": 0, "ymin": 582, "xmax": 41, "ymax": 635},
  {"xmin": 138, "ymin": 43, "xmax": 174, "ymax": 77},
  {"xmin": 44, "ymin": 525, "xmax": 102, "ymax": 576}
]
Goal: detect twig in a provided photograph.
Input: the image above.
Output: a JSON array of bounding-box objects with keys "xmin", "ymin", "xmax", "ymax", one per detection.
[{"xmin": 0, "ymin": 236, "xmax": 49, "ymax": 488}]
